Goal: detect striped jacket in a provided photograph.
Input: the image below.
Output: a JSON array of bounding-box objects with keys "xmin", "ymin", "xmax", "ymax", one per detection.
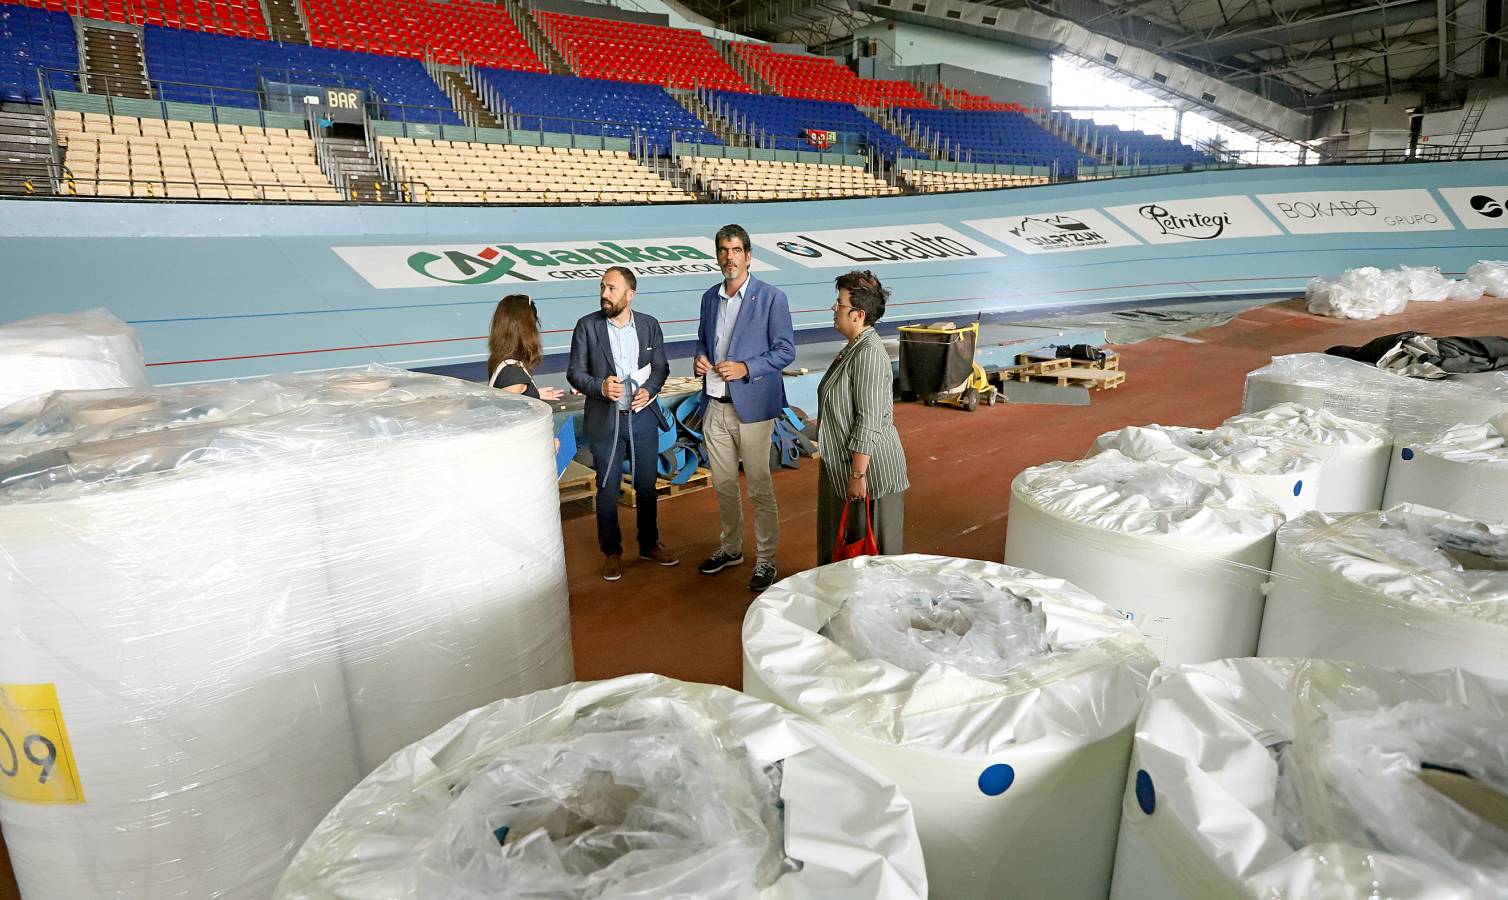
[{"xmin": 816, "ymin": 327, "xmax": 909, "ymax": 498}]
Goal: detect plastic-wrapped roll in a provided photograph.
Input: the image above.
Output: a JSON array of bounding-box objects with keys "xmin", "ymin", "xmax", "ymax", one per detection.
[
  {"xmin": 1089, "ymin": 423, "xmax": 1323, "ymax": 517},
  {"xmin": 275, "ymin": 674, "xmax": 928, "ymax": 900},
  {"xmin": 1256, "ymin": 506, "xmax": 1508, "ymax": 679},
  {"xmin": 1382, "ymin": 415, "xmax": 1508, "ymax": 523},
  {"xmin": 742, "ymin": 555, "xmax": 1156, "ymax": 900},
  {"xmin": 1111, "ymin": 658, "xmax": 1508, "ymax": 899},
  {"xmin": 1006, "ymin": 452, "xmax": 1284, "ymax": 664},
  {"xmin": 1243, "ymin": 352, "xmax": 1508, "ymax": 440},
  {"xmin": 1220, "ymin": 403, "xmax": 1391, "ymax": 512},
  {"xmin": 0, "ymin": 381, "xmax": 573, "ymax": 899},
  {"xmin": 0, "ymin": 309, "xmax": 151, "ymax": 410},
  {"xmin": 314, "ymin": 396, "xmax": 574, "ymax": 771},
  {"xmin": 0, "ymin": 445, "xmax": 360, "ymax": 899}
]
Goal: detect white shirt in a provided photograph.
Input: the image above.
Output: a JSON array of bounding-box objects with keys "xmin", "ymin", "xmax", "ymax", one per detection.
[{"xmin": 705, "ymin": 276, "xmax": 747, "ymax": 399}]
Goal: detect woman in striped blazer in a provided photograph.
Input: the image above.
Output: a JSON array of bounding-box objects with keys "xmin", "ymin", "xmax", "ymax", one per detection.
[{"xmin": 816, "ymin": 270, "xmax": 908, "ymax": 564}]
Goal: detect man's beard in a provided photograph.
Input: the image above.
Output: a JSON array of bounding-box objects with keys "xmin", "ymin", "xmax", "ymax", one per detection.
[{"xmin": 601, "ymin": 298, "xmax": 627, "ymax": 317}]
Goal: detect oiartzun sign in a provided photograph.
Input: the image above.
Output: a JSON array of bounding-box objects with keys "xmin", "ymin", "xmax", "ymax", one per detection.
[
  {"xmin": 333, "ymin": 237, "xmax": 773, "ymax": 289},
  {"xmin": 963, "ymin": 208, "xmax": 1141, "ymax": 254}
]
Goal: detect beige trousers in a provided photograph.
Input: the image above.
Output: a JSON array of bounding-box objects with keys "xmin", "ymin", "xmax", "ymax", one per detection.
[{"xmin": 703, "ymin": 398, "xmax": 779, "ymax": 564}]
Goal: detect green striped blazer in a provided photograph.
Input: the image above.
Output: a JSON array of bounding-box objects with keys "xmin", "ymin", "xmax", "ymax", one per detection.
[{"xmin": 816, "ymin": 327, "xmax": 909, "ymax": 498}]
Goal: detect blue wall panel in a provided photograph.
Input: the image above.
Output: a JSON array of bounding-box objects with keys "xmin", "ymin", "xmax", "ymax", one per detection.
[{"xmin": 1, "ymin": 161, "xmax": 1505, "ymax": 383}]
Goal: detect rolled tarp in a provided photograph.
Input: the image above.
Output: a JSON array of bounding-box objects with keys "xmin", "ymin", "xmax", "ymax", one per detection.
[
  {"xmin": 275, "ymin": 673, "xmax": 929, "ymax": 900},
  {"xmin": 742, "ymin": 554, "xmax": 1155, "ymax": 900},
  {"xmin": 1257, "ymin": 505, "xmax": 1508, "ymax": 680},
  {"xmin": 1006, "ymin": 452, "xmax": 1283, "ymax": 664},
  {"xmin": 1111, "ymin": 657, "xmax": 1508, "ymax": 898}
]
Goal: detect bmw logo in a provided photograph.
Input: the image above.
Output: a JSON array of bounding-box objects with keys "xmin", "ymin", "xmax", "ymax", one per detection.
[{"xmin": 777, "ymin": 241, "xmax": 823, "ymax": 258}]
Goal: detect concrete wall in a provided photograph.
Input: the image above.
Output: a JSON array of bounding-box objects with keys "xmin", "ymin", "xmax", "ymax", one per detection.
[
  {"xmin": 2, "ymin": 160, "xmax": 1504, "ymax": 384},
  {"xmin": 854, "ymin": 20, "xmax": 1051, "ymax": 87}
]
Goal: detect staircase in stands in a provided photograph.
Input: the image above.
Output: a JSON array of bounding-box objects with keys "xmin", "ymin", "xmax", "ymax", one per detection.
[
  {"xmin": 427, "ymin": 63, "xmax": 501, "ymax": 128},
  {"xmin": 671, "ymin": 89, "xmax": 750, "ymax": 147},
  {"xmin": 79, "ymin": 20, "xmax": 152, "ymax": 99},
  {"xmin": 500, "ymin": 0, "xmax": 571, "ymax": 76},
  {"xmin": 0, "ymin": 108, "xmax": 55, "ymax": 196},
  {"xmin": 261, "ymin": 0, "xmax": 309, "ymax": 44},
  {"xmin": 915, "ymin": 82, "xmax": 955, "ymax": 109},
  {"xmin": 324, "ymin": 135, "xmax": 399, "ymax": 201},
  {"xmin": 858, "ymin": 106, "xmax": 935, "ymax": 159},
  {"xmin": 712, "ymin": 39, "xmax": 771, "ymax": 93}
]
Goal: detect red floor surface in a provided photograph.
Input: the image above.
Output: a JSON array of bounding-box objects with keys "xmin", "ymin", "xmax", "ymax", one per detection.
[{"xmin": 564, "ymin": 297, "xmax": 1508, "ymax": 691}]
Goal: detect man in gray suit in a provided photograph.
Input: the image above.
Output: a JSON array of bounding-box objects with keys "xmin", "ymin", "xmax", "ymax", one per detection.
[{"xmin": 567, "ymin": 266, "xmax": 679, "ymax": 582}]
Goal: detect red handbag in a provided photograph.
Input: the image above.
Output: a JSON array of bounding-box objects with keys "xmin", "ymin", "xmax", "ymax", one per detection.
[{"xmin": 832, "ymin": 499, "xmax": 879, "ymax": 561}]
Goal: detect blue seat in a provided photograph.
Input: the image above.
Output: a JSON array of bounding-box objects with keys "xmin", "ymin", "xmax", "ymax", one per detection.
[
  {"xmin": 0, "ymin": 6, "xmax": 80, "ymax": 106},
  {"xmin": 707, "ymin": 91, "xmax": 920, "ymax": 160},
  {"xmin": 475, "ymin": 68, "xmax": 717, "ymax": 150}
]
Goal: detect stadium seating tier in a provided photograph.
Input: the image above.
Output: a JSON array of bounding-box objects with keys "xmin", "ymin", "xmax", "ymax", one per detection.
[{"xmin": 537, "ymin": 12, "xmax": 748, "ymax": 93}]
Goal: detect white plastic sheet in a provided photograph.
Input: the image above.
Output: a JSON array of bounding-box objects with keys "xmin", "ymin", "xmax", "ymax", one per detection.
[
  {"xmin": 0, "ymin": 309, "xmax": 150, "ymax": 410},
  {"xmin": 0, "ymin": 375, "xmax": 573, "ymax": 899},
  {"xmin": 743, "ymin": 555, "xmax": 1155, "ymax": 900},
  {"xmin": 1383, "ymin": 415, "xmax": 1508, "ymax": 523},
  {"xmin": 1304, "ymin": 266, "xmax": 1472, "ymax": 318},
  {"xmin": 1468, "ymin": 260, "xmax": 1508, "ymax": 297},
  {"xmin": 1257, "ymin": 505, "xmax": 1508, "ymax": 679},
  {"xmin": 275, "ymin": 674, "xmax": 929, "ymax": 900},
  {"xmin": 1006, "ymin": 453, "xmax": 1283, "ymax": 664},
  {"xmin": 1220, "ymin": 403, "xmax": 1391, "ymax": 512},
  {"xmin": 1244, "ymin": 352, "xmax": 1508, "ymax": 440},
  {"xmin": 1110, "ymin": 657, "xmax": 1508, "ymax": 899},
  {"xmin": 1089, "ymin": 423, "xmax": 1323, "ymax": 517}
]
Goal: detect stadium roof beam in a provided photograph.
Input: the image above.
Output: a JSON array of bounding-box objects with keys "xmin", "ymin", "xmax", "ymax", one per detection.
[{"xmin": 1161, "ymin": 0, "xmax": 1438, "ymax": 58}]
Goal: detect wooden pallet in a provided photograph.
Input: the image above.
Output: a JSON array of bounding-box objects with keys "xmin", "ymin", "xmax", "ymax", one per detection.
[
  {"xmin": 618, "ymin": 467, "xmax": 713, "ymax": 508},
  {"xmin": 558, "ymin": 461, "xmax": 599, "ymax": 509},
  {"xmin": 1093, "ymin": 351, "xmax": 1121, "ymax": 371},
  {"xmin": 1028, "ymin": 367, "xmax": 1127, "ymax": 390},
  {"xmin": 995, "ymin": 356, "xmax": 1072, "ymax": 383}
]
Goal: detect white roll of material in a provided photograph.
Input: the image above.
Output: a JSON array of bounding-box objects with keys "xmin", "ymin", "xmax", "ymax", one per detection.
[
  {"xmin": 1111, "ymin": 658, "xmax": 1508, "ymax": 899},
  {"xmin": 1006, "ymin": 452, "xmax": 1284, "ymax": 664},
  {"xmin": 275, "ymin": 674, "xmax": 929, "ymax": 900},
  {"xmin": 1089, "ymin": 423, "xmax": 1323, "ymax": 517},
  {"xmin": 1257, "ymin": 505, "xmax": 1508, "ymax": 679},
  {"xmin": 0, "ymin": 309, "xmax": 151, "ymax": 410},
  {"xmin": 1244, "ymin": 352, "xmax": 1508, "ymax": 440},
  {"xmin": 1382, "ymin": 415, "xmax": 1508, "ymax": 524},
  {"xmin": 741, "ymin": 555, "xmax": 1156, "ymax": 900},
  {"xmin": 0, "ymin": 379, "xmax": 573, "ymax": 899},
  {"xmin": 1220, "ymin": 403, "xmax": 1392, "ymax": 512}
]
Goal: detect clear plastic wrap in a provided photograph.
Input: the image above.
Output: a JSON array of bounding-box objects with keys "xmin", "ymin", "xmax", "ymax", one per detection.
[
  {"xmin": 1447, "ymin": 279, "xmax": 1487, "ymax": 302},
  {"xmin": 1006, "ymin": 452, "xmax": 1283, "ymax": 664},
  {"xmin": 1468, "ymin": 260, "xmax": 1508, "ymax": 297},
  {"xmin": 1383, "ymin": 415, "xmax": 1508, "ymax": 523},
  {"xmin": 1257, "ymin": 505, "xmax": 1508, "ymax": 679},
  {"xmin": 821, "ymin": 572, "xmax": 1050, "ymax": 679},
  {"xmin": 1111, "ymin": 657, "xmax": 1508, "ymax": 899},
  {"xmin": 1220, "ymin": 402, "xmax": 1392, "ymax": 512},
  {"xmin": 1243, "ymin": 352, "xmax": 1508, "ymax": 440},
  {"xmin": 743, "ymin": 554, "xmax": 1155, "ymax": 900},
  {"xmin": 0, "ymin": 373, "xmax": 574, "ymax": 899},
  {"xmin": 0, "ymin": 309, "xmax": 150, "ymax": 410},
  {"xmin": 1401, "ymin": 265, "xmax": 1453, "ymax": 302},
  {"xmin": 1304, "ymin": 266, "xmax": 1408, "ymax": 319},
  {"xmin": 1089, "ymin": 423, "xmax": 1323, "ymax": 516},
  {"xmin": 275, "ymin": 674, "xmax": 928, "ymax": 900}
]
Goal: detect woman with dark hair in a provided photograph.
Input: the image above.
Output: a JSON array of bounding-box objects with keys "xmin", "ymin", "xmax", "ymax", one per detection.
[
  {"xmin": 815, "ymin": 270, "xmax": 908, "ymax": 564},
  {"xmin": 487, "ymin": 294, "xmax": 564, "ymax": 402}
]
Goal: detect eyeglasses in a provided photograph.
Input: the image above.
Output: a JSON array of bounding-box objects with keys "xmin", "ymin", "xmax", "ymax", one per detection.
[{"xmin": 832, "ymin": 302, "xmax": 857, "ymax": 312}]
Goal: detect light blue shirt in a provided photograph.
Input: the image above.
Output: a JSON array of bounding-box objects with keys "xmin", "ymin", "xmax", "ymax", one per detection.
[
  {"xmin": 606, "ymin": 313, "xmax": 639, "ymax": 410},
  {"xmin": 705, "ymin": 276, "xmax": 747, "ymax": 399}
]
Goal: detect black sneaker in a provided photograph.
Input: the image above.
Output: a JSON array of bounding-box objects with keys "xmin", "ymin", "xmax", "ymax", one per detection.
[
  {"xmin": 698, "ymin": 549, "xmax": 744, "ymax": 575},
  {"xmin": 747, "ymin": 562, "xmax": 777, "ymax": 593}
]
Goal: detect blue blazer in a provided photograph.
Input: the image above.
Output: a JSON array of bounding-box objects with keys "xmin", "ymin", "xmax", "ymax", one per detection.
[
  {"xmin": 694, "ymin": 274, "xmax": 796, "ymax": 423},
  {"xmin": 566, "ymin": 310, "xmax": 669, "ymax": 446}
]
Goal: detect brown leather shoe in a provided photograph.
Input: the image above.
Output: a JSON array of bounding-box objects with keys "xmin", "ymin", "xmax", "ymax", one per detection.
[
  {"xmin": 601, "ymin": 554, "xmax": 623, "ymax": 582},
  {"xmin": 640, "ymin": 543, "xmax": 680, "ymax": 567}
]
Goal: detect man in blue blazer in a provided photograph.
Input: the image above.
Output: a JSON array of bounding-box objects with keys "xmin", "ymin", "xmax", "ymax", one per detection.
[
  {"xmin": 693, "ymin": 224, "xmax": 796, "ymax": 592},
  {"xmin": 567, "ymin": 266, "xmax": 678, "ymax": 582}
]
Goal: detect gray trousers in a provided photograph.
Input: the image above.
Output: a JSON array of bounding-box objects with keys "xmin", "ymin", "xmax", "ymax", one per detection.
[
  {"xmin": 703, "ymin": 399, "xmax": 779, "ymax": 564},
  {"xmin": 816, "ymin": 479, "xmax": 904, "ymax": 566}
]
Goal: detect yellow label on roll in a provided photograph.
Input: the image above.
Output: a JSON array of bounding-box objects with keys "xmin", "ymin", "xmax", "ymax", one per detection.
[{"xmin": 0, "ymin": 684, "xmax": 85, "ymax": 804}]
